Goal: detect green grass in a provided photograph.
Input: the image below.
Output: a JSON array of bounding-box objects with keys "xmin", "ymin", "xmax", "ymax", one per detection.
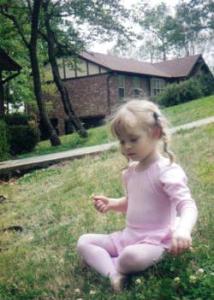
[
  {"xmin": 0, "ymin": 124, "xmax": 214, "ymax": 300},
  {"xmin": 16, "ymin": 95, "xmax": 214, "ymax": 159},
  {"xmin": 164, "ymin": 95, "xmax": 214, "ymax": 127},
  {"xmin": 17, "ymin": 124, "xmax": 113, "ymax": 159}
]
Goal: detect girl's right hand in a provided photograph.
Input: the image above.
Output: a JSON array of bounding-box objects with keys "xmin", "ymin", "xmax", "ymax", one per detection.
[{"xmin": 93, "ymin": 195, "xmax": 112, "ymax": 213}]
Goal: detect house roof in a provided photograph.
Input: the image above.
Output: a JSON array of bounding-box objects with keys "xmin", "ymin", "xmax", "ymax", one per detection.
[
  {"xmin": 154, "ymin": 54, "xmax": 202, "ymax": 77},
  {"xmin": 0, "ymin": 48, "xmax": 22, "ymax": 71},
  {"xmin": 79, "ymin": 51, "xmax": 202, "ymax": 79}
]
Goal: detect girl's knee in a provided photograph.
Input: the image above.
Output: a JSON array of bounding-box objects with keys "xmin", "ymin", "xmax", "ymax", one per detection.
[
  {"xmin": 117, "ymin": 245, "xmax": 165, "ymax": 274},
  {"xmin": 77, "ymin": 234, "xmax": 91, "ymax": 253},
  {"xmin": 117, "ymin": 247, "xmax": 140, "ymax": 273}
]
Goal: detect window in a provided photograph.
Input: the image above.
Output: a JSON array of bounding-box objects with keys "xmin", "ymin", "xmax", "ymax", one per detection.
[
  {"xmin": 132, "ymin": 76, "xmax": 142, "ymax": 97},
  {"xmin": 132, "ymin": 76, "xmax": 141, "ymax": 89},
  {"xmin": 150, "ymin": 78, "xmax": 166, "ymax": 97},
  {"xmin": 118, "ymin": 75, "xmax": 125, "ymax": 100},
  {"xmin": 118, "ymin": 87, "xmax": 125, "ymax": 98}
]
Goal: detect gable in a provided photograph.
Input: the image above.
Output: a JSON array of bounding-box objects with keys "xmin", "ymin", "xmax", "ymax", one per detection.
[{"xmin": 44, "ymin": 57, "xmax": 109, "ymax": 82}]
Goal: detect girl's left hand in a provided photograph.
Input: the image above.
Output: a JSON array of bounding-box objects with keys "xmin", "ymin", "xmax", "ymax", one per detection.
[{"xmin": 170, "ymin": 228, "xmax": 192, "ymax": 255}]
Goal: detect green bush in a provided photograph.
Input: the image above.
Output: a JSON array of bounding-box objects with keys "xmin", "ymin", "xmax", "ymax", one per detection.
[
  {"xmin": 0, "ymin": 120, "xmax": 9, "ymax": 161},
  {"xmin": 156, "ymin": 78, "xmax": 204, "ymax": 107},
  {"xmin": 4, "ymin": 112, "xmax": 30, "ymax": 125},
  {"xmin": 4, "ymin": 113, "xmax": 40, "ymax": 155},
  {"xmin": 7, "ymin": 125, "xmax": 39, "ymax": 155},
  {"xmin": 197, "ymin": 73, "xmax": 214, "ymax": 96}
]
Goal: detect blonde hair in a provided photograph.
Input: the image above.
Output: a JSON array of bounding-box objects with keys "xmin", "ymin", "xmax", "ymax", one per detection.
[{"xmin": 110, "ymin": 99, "xmax": 175, "ymax": 163}]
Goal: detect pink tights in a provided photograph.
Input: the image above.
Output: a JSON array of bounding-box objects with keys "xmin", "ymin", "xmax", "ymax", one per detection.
[{"xmin": 77, "ymin": 233, "xmax": 166, "ymax": 277}]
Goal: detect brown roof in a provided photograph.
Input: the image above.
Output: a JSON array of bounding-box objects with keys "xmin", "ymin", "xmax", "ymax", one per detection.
[
  {"xmin": 154, "ymin": 54, "xmax": 201, "ymax": 77},
  {"xmin": 0, "ymin": 48, "xmax": 22, "ymax": 71},
  {"xmin": 80, "ymin": 51, "xmax": 201, "ymax": 78}
]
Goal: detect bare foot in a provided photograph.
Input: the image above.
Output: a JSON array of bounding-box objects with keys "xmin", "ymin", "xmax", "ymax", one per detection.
[{"xmin": 110, "ymin": 273, "xmax": 126, "ymax": 293}]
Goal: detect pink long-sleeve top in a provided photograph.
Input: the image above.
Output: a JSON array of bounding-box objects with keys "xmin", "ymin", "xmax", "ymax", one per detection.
[{"xmin": 110, "ymin": 155, "xmax": 198, "ymax": 253}]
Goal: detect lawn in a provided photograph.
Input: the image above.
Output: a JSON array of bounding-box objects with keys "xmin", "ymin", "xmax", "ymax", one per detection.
[
  {"xmin": 163, "ymin": 95, "xmax": 214, "ymax": 127},
  {"xmin": 17, "ymin": 95, "xmax": 214, "ymax": 159},
  {"xmin": 0, "ymin": 124, "xmax": 213, "ymax": 300}
]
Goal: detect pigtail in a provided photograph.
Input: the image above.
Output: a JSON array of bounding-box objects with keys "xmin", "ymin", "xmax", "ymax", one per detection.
[
  {"xmin": 162, "ymin": 130, "xmax": 175, "ymax": 163},
  {"xmin": 153, "ymin": 112, "xmax": 175, "ymax": 164}
]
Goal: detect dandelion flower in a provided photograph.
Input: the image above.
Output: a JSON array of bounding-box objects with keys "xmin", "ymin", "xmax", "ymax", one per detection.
[{"xmin": 74, "ymin": 288, "xmax": 81, "ymax": 294}]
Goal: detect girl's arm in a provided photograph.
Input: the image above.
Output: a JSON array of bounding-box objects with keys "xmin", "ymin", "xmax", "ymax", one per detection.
[
  {"xmin": 160, "ymin": 164, "xmax": 198, "ymax": 255},
  {"xmin": 93, "ymin": 195, "xmax": 128, "ymax": 213},
  {"xmin": 171, "ymin": 204, "xmax": 198, "ymax": 255}
]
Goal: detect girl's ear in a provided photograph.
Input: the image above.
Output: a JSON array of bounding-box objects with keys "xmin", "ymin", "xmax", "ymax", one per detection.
[{"xmin": 152, "ymin": 127, "xmax": 162, "ymax": 139}]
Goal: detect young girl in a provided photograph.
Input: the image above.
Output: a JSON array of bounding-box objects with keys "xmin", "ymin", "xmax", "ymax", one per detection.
[{"xmin": 77, "ymin": 100, "xmax": 198, "ymax": 292}]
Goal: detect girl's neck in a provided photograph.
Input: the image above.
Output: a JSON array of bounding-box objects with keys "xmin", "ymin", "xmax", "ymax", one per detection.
[{"xmin": 137, "ymin": 151, "xmax": 161, "ymax": 171}]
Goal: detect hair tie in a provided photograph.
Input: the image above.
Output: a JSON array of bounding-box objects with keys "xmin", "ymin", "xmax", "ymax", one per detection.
[{"xmin": 153, "ymin": 112, "xmax": 160, "ymax": 122}]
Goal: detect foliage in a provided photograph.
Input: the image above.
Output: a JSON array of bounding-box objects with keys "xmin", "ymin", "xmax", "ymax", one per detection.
[
  {"xmin": 7, "ymin": 125, "xmax": 39, "ymax": 155},
  {"xmin": 0, "ymin": 4, "xmax": 35, "ymax": 109},
  {"xmin": 155, "ymin": 78, "xmax": 205, "ymax": 107},
  {"xmin": 197, "ymin": 73, "xmax": 214, "ymax": 96},
  {"xmin": 0, "ymin": 119, "xmax": 9, "ymax": 161},
  {"xmin": 4, "ymin": 113, "xmax": 40, "ymax": 155},
  {"xmin": 135, "ymin": 2, "xmax": 173, "ymax": 61},
  {"xmin": 4, "ymin": 112, "xmax": 31, "ymax": 125},
  {"xmin": 128, "ymin": 0, "xmax": 214, "ymax": 62}
]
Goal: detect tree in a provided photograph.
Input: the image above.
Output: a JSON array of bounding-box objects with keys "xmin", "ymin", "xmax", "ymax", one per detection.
[
  {"xmin": 42, "ymin": 0, "xmax": 87, "ymax": 138},
  {"xmin": 0, "ymin": 0, "xmax": 61, "ymax": 145},
  {"xmin": 133, "ymin": 2, "xmax": 173, "ymax": 61},
  {"xmin": 188, "ymin": 0, "xmax": 214, "ymax": 31},
  {"xmin": 40, "ymin": 0, "xmax": 132, "ymax": 136}
]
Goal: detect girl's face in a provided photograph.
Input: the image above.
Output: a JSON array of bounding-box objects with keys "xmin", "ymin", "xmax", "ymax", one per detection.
[{"xmin": 118, "ymin": 127, "xmax": 159, "ymax": 162}]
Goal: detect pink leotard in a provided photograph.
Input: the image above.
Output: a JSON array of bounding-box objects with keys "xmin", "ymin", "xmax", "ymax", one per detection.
[{"xmin": 110, "ymin": 155, "xmax": 198, "ymax": 254}]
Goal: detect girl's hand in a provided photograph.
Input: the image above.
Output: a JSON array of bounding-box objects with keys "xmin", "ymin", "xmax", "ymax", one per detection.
[
  {"xmin": 93, "ymin": 195, "xmax": 112, "ymax": 213},
  {"xmin": 170, "ymin": 228, "xmax": 192, "ymax": 256}
]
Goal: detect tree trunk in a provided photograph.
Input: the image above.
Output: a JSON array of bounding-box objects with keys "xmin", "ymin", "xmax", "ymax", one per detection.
[
  {"xmin": 43, "ymin": 1, "xmax": 87, "ymax": 138},
  {"xmin": 30, "ymin": 0, "xmax": 60, "ymax": 146},
  {"xmin": 0, "ymin": 71, "xmax": 4, "ymax": 118}
]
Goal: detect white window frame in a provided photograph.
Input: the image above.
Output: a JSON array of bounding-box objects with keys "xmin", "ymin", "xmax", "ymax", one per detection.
[
  {"xmin": 150, "ymin": 78, "xmax": 166, "ymax": 97},
  {"xmin": 118, "ymin": 75, "xmax": 125, "ymax": 101}
]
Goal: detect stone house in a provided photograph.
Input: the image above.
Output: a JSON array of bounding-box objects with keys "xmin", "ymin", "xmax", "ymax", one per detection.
[{"xmin": 44, "ymin": 52, "xmax": 212, "ymax": 135}]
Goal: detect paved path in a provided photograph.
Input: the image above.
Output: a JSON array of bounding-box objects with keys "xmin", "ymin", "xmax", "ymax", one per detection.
[{"xmin": 0, "ymin": 116, "xmax": 214, "ymax": 177}]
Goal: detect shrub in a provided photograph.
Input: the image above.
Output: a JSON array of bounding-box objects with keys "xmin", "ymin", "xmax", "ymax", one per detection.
[
  {"xmin": 0, "ymin": 120, "xmax": 9, "ymax": 161},
  {"xmin": 4, "ymin": 113, "xmax": 40, "ymax": 155},
  {"xmin": 155, "ymin": 78, "xmax": 204, "ymax": 107},
  {"xmin": 7, "ymin": 125, "xmax": 39, "ymax": 155},
  {"xmin": 4, "ymin": 112, "xmax": 30, "ymax": 125},
  {"xmin": 197, "ymin": 73, "xmax": 214, "ymax": 96}
]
